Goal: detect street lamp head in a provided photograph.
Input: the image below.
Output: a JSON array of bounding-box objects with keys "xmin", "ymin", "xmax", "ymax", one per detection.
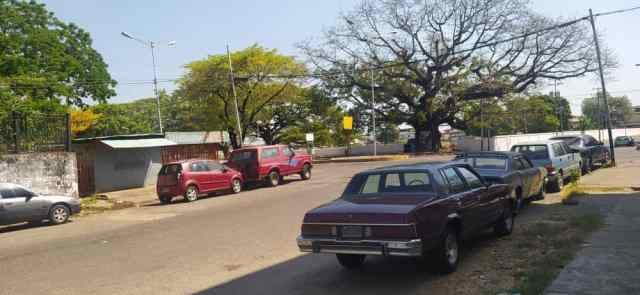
[
  {"xmin": 121, "ymin": 31, "xmax": 133, "ymax": 39},
  {"xmin": 636, "ymin": 64, "xmax": 640, "ymax": 67},
  {"xmin": 167, "ymin": 40, "xmax": 177, "ymax": 47}
]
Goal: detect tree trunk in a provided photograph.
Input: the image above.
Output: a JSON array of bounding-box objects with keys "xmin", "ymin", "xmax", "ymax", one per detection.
[
  {"xmin": 229, "ymin": 130, "xmax": 241, "ymax": 149},
  {"xmin": 413, "ymin": 121, "xmax": 441, "ymax": 152},
  {"xmin": 428, "ymin": 121, "xmax": 441, "ymax": 152}
]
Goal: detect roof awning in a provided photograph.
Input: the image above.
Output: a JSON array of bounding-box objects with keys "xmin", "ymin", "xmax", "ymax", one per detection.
[{"xmin": 100, "ymin": 138, "xmax": 177, "ymax": 149}]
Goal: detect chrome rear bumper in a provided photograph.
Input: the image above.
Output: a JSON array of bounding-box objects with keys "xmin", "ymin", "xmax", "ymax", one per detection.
[{"xmin": 297, "ymin": 236, "xmax": 422, "ymax": 257}]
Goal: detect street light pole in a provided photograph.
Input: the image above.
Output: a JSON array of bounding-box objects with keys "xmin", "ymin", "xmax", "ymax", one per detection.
[
  {"xmin": 121, "ymin": 32, "xmax": 174, "ymax": 134},
  {"xmin": 370, "ymin": 69, "xmax": 377, "ymax": 156},
  {"xmin": 227, "ymin": 45, "xmax": 243, "ymax": 147}
]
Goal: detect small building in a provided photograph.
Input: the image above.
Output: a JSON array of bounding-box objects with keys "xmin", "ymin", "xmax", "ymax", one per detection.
[{"xmin": 73, "ymin": 131, "xmax": 228, "ymax": 196}]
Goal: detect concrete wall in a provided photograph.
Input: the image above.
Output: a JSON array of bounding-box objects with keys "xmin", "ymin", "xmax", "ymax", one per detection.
[
  {"xmin": 0, "ymin": 152, "xmax": 79, "ymax": 198},
  {"xmin": 94, "ymin": 144, "xmax": 163, "ymax": 192},
  {"xmin": 454, "ymin": 128, "xmax": 640, "ymax": 152},
  {"xmin": 314, "ymin": 143, "xmax": 404, "ymax": 158}
]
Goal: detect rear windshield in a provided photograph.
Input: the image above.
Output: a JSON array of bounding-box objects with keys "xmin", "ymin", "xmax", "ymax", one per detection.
[
  {"xmin": 552, "ymin": 137, "xmax": 580, "ymax": 145},
  {"xmin": 460, "ymin": 156, "xmax": 507, "ymax": 170},
  {"xmin": 511, "ymin": 145, "xmax": 549, "ymax": 160},
  {"xmin": 159, "ymin": 164, "xmax": 182, "ymax": 175},
  {"xmin": 343, "ymin": 171, "xmax": 433, "ymax": 198},
  {"xmin": 229, "ymin": 150, "xmax": 257, "ymax": 162}
]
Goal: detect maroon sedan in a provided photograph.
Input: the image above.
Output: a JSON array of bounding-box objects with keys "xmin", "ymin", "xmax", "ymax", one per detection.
[
  {"xmin": 297, "ymin": 162, "xmax": 513, "ymax": 273},
  {"xmin": 156, "ymin": 159, "xmax": 243, "ymax": 204}
]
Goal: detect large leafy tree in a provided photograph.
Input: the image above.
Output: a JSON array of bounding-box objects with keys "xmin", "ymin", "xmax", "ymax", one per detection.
[
  {"xmin": 0, "ymin": 0, "xmax": 116, "ymax": 108},
  {"xmin": 582, "ymin": 94, "xmax": 632, "ymax": 128},
  {"xmin": 301, "ymin": 0, "xmax": 610, "ymax": 151},
  {"xmin": 177, "ymin": 45, "xmax": 307, "ymax": 148}
]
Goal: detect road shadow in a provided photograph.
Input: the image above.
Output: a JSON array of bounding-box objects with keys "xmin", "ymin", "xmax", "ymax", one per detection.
[{"xmin": 0, "ymin": 219, "xmax": 73, "ymax": 234}]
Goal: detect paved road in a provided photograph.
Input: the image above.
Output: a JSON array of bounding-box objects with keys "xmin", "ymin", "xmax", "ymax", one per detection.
[{"xmin": 0, "ymin": 156, "xmax": 454, "ymax": 295}]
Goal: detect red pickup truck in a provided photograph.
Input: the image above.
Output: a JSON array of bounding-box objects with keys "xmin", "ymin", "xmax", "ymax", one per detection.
[{"xmin": 226, "ymin": 145, "xmax": 313, "ymax": 187}]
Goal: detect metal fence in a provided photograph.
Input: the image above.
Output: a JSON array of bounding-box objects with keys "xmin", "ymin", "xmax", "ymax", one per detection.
[{"xmin": 0, "ymin": 111, "xmax": 70, "ymax": 154}]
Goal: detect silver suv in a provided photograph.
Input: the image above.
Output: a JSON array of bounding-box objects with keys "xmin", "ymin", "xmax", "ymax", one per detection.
[{"xmin": 0, "ymin": 183, "xmax": 81, "ymax": 226}]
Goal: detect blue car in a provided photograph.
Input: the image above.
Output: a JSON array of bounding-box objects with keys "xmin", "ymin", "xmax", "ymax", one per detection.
[{"xmin": 510, "ymin": 140, "xmax": 581, "ymax": 192}]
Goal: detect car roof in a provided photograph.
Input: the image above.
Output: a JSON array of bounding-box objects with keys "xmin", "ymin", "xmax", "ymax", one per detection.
[
  {"xmin": 163, "ymin": 159, "xmax": 214, "ymax": 165},
  {"xmin": 457, "ymin": 151, "xmax": 520, "ymax": 158},
  {"xmin": 511, "ymin": 140, "xmax": 564, "ymax": 146},
  {"xmin": 232, "ymin": 144, "xmax": 284, "ymax": 151},
  {"xmin": 361, "ymin": 161, "xmax": 470, "ymax": 174}
]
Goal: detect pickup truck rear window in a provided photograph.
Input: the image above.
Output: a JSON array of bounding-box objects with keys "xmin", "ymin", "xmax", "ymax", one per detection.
[
  {"xmin": 511, "ymin": 145, "xmax": 549, "ymax": 160},
  {"xmin": 344, "ymin": 172, "xmax": 433, "ymax": 197},
  {"xmin": 230, "ymin": 150, "xmax": 257, "ymax": 162}
]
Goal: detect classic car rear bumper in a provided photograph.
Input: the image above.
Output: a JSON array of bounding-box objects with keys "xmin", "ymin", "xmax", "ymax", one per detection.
[{"xmin": 297, "ymin": 236, "xmax": 422, "ymax": 257}]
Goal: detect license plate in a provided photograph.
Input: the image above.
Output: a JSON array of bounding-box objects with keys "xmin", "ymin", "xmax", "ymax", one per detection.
[{"xmin": 341, "ymin": 225, "xmax": 363, "ymax": 239}]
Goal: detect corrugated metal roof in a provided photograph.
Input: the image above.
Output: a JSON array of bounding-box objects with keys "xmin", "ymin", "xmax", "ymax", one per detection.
[
  {"xmin": 165, "ymin": 131, "xmax": 228, "ymax": 144},
  {"xmin": 100, "ymin": 138, "xmax": 177, "ymax": 149}
]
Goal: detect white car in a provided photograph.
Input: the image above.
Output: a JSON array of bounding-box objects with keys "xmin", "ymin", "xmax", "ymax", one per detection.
[{"xmin": 510, "ymin": 140, "xmax": 581, "ymax": 192}]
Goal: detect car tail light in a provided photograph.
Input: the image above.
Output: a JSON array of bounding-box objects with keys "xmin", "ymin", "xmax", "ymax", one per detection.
[
  {"xmin": 301, "ymin": 224, "xmax": 336, "ymax": 237},
  {"xmin": 370, "ymin": 225, "xmax": 417, "ymax": 239},
  {"xmin": 545, "ymin": 165, "xmax": 555, "ymax": 174}
]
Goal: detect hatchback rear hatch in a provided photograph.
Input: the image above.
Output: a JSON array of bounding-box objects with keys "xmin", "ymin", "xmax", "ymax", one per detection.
[
  {"xmin": 226, "ymin": 149, "xmax": 259, "ymax": 180},
  {"xmin": 158, "ymin": 164, "xmax": 182, "ymax": 187}
]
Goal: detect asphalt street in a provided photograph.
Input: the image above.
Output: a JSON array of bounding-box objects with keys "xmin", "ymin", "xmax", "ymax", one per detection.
[{"xmin": 0, "ymin": 155, "xmax": 454, "ymax": 295}]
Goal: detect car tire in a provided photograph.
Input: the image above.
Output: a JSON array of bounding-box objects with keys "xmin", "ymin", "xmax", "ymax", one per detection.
[
  {"xmin": 231, "ymin": 178, "xmax": 242, "ymax": 194},
  {"xmin": 532, "ymin": 182, "xmax": 546, "ymax": 201},
  {"xmin": 548, "ymin": 175, "xmax": 563, "ymax": 193},
  {"xmin": 184, "ymin": 185, "xmax": 199, "ymax": 202},
  {"xmin": 432, "ymin": 226, "xmax": 459, "ymax": 274},
  {"xmin": 267, "ymin": 171, "xmax": 280, "ymax": 187},
  {"xmin": 49, "ymin": 204, "xmax": 70, "ymax": 225},
  {"xmin": 494, "ymin": 205, "xmax": 514, "ymax": 237},
  {"xmin": 159, "ymin": 196, "xmax": 172, "ymax": 204},
  {"xmin": 336, "ymin": 254, "xmax": 365, "ymax": 269},
  {"xmin": 300, "ymin": 164, "xmax": 312, "ymax": 180}
]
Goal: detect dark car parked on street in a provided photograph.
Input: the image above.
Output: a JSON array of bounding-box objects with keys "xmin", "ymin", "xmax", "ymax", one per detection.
[
  {"xmin": 156, "ymin": 160, "xmax": 244, "ymax": 204},
  {"xmin": 549, "ymin": 135, "xmax": 609, "ymax": 173},
  {"xmin": 226, "ymin": 145, "xmax": 313, "ymax": 187},
  {"xmin": 297, "ymin": 162, "xmax": 513, "ymax": 273},
  {"xmin": 0, "ymin": 183, "xmax": 81, "ymax": 226},
  {"xmin": 614, "ymin": 136, "xmax": 635, "ymax": 147},
  {"xmin": 454, "ymin": 152, "xmax": 546, "ymax": 213}
]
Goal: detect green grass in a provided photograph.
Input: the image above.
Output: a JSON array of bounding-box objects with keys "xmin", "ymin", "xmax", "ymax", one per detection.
[{"xmin": 507, "ymin": 213, "xmax": 604, "ymax": 295}]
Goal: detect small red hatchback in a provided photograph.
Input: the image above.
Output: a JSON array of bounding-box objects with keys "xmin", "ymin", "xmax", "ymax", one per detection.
[{"xmin": 156, "ymin": 159, "xmax": 243, "ymax": 204}]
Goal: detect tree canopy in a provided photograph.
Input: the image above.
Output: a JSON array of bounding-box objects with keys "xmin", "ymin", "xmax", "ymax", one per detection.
[
  {"xmin": 301, "ymin": 0, "xmax": 611, "ymax": 151},
  {"xmin": 177, "ymin": 45, "xmax": 307, "ymax": 148},
  {"xmin": 0, "ymin": 0, "xmax": 116, "ymax": 108},
  {"xmin": 581, "ymin": 94, "xmax": 632, "ymax": 129}
]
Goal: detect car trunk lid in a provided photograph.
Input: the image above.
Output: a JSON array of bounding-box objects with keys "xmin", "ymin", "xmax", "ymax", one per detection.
[{"xmin": 304, "ymin": 196, "xmax": 435, "ymax": 224}]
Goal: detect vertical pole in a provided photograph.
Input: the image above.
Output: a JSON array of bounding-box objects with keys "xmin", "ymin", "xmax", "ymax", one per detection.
[
  {"xmin": 150, "ymin": 42, "xmax": 163, "ymax": 134},
  {"xmin": 589, "ymin": 9, "xmax": 616, "ymax": 166},
  {"xmin": 227, "ymin": 44, "xmax": 243, "ymax": 147},
  {"xmin": 12, "ymin": 111, "xmax": 19, "ymax": 153},
  {"xmin": 65, "ymin": 113, "xmax": 71, "ymax": 152},
  {"xmin": 596, "ymin": 90, "xmax": 602, "ymax": 141},
  {"xmin": 480, "ymin": 99, "xmax": 484, "ymax": 151},
  {"xmin": 371, "ymin": 69, "xmax": 377, "ymax": 156}
]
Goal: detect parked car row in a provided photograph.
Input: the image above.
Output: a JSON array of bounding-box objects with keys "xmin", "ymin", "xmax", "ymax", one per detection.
[
  {"xmin": 156, "ymin": 144, "xmax": 313, "ymax": 204},
  {"xmin": 296, "ymin": 136, "xmax": 612, "ymax": 273}
]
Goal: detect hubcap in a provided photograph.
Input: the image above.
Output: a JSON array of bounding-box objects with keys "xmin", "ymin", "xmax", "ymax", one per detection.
[
  {"xmin": 233, "ymin": 180, "xmax": 241, "ymax": 192},
  {"xmin": 505, "ymin": 215, "xmax": 513, "ymax": 231},
  {"xmin": 445, "ymin": 234, "xmax": 458, "ymax": 265},
  {"xmin": 53, "ymin": 207, "xmax": 67, "ymax": 222},
  {"xmin": 271, "ymin": 173, "xmax": 278, "ymax": 185},
  {"xmin": 187, "ymin": 187, "xmax": 197, "ymax": 200}
]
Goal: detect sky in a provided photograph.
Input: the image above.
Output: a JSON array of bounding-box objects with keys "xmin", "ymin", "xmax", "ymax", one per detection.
[{"xmin": 40, "ymin": 0, "xmax": 640, "ymax": 114}]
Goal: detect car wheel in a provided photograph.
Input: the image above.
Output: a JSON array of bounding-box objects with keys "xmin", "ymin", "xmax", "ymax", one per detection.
[
  {"xmin": 184, "ymin": 185, "xmax": 199, "ymax": 202},
  {"xmin": 494, "ymin": 205, "xmax": 514, "ymax": 236},
  {"xmin": 267, "ymin": 171, "xmax": 280, "ymax": 187},
  {"xmin": 49, "ymin": 204, "xmax": 70, "ymax": 225},
  {"xmin": 158, "ymin": 196, "xmax": 172, "ymax": 204},
  {"xmin": 231, "ymin": 178, "xmax": 242, "ymax": 194},
  {"xmin": 432, "ymin": 226, "xmax": 459, "ymax": 274},
  {"xmin": 548, "ymin": 175, "xmax": 563, "ymax": 193},
  {"xmin": 300, "ymin": 164, "xmax": 311, "ymax": 180},
  {"xmin": 336, "ymin": 254, "xmax": 365, "ymax": 269}
]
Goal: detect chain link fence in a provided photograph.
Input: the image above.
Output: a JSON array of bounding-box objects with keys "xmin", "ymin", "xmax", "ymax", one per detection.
[{"xmin": 0, "ymin": 111, "xmax": 70, "ymax": 154}]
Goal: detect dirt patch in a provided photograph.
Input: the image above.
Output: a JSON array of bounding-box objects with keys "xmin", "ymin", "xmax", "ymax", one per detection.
[
  {"xmin": 422, "ymin": 193, "xmax": 604, "ymax": 295},
  {"xmin": 78, "ymin": 195, "xmax": 135, "ymax": 217}
]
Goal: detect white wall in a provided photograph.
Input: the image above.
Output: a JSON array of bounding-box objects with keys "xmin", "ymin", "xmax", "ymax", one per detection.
[
  {"xmin": 454, "ymin": 128, "xmax": 640, "ymax": 152},
  {"xmin": 313, "ymin": 143, "xmax": 404, "ymax": 158}
]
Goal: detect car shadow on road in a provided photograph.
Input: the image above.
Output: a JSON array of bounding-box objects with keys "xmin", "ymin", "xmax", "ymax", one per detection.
[
  {"xmin": 193, "ymin": 230, "xmax": 508, "ymax": 295},
  {"xmin": 0, "ymin": 219, "xmax": 71, "ymax": 234}
]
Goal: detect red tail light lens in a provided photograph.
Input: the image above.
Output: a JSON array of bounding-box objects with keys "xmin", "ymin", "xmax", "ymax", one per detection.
[
  {"xmin": 370, "ymin": 225, "xmax": 417, "ymax": 239},
  {"xmin": 545, "ymin": 165, "xmax": 555, "ymax": 173}
]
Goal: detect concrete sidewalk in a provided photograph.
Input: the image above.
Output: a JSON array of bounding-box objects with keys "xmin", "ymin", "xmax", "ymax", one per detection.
[{"xmin": 546, "ymin": 159, "xmax": 640, "ymax": 295}]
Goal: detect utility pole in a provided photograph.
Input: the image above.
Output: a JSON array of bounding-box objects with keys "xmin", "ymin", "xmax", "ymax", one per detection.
[
  {"xmin": 589, "ymin": 9, "xmax": 616, "ymax": 166},
  {"xmin": 227, "ymin": 45, "xmax": 243, "ymax": 147},
  {"xmin": 480, "ymin": 99, "xmax": 484, "ymax": 151}
]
